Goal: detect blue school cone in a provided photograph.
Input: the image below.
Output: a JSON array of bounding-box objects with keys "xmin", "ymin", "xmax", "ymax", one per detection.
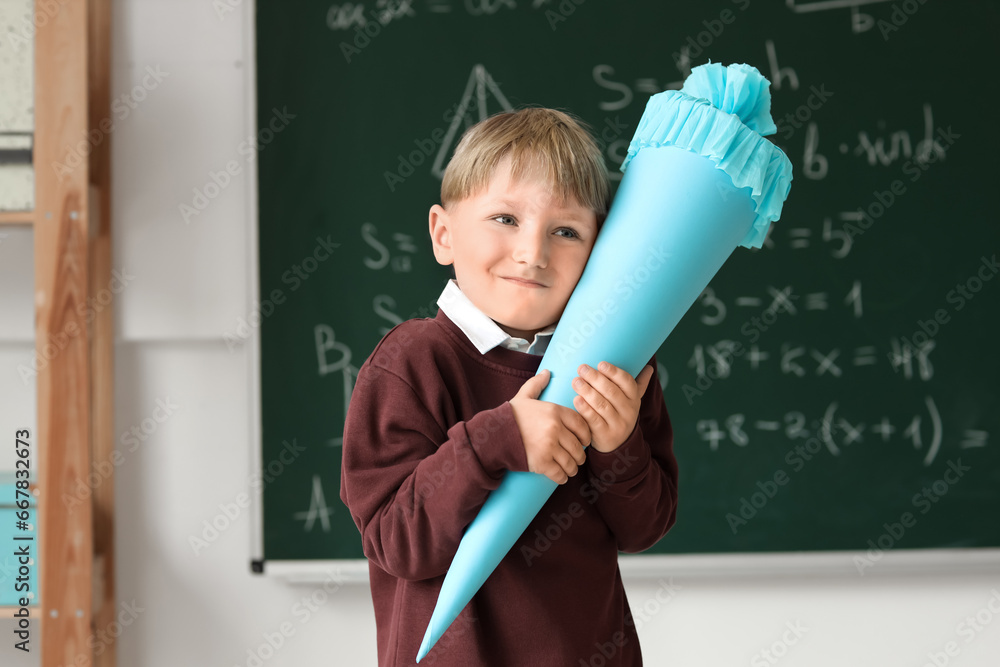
[{"xmin": 416, "ymin": 62, "xmax": 793, "ymax": 663}]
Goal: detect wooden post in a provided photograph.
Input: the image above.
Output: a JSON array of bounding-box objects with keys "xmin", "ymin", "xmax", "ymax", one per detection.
[
  {"xmin": 3, "ymin": 0, "xmax": 115, "ymax": 659},
  {"xmin": 87, "ymin": 0, "xmax": 116, "ymax": 663},
  {"xmin": 35, "ymin": 0, "xmax": 93, "ymax": 665}
]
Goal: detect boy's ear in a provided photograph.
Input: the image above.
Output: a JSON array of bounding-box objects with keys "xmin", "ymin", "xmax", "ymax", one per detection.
[{"xmin": 428, "ymin": 204, "xmax": 453, "ymax": 267}]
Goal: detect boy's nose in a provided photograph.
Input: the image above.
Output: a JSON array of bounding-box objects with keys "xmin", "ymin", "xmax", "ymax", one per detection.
[{"xmin": 511, "ymin": 229, "xmax": 549, "ymax": 266}]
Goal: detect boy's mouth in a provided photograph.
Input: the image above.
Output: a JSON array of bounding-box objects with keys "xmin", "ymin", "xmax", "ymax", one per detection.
[{"xmin": 502, "ymin": 276, "xmax": 546, "ymax": 288}]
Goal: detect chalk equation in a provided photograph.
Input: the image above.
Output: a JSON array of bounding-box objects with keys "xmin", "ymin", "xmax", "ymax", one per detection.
[
  {"xmin": 590, "ymin": 42, "xmax": 955, "ymax": 186},
  {"xmin": 786, "ymin": 0, "xmax": 921, "ymax": 38},
  {"xmin": 688, "ymin": 340, "xmax": 890, "ymax": 377},
  {"xmin": 802, "ymin": 104, "xmax": 957, "ymax": 181},
  {"xmin": 361, "ymin": 222, "xmax": 417, "ymax": 273},
  {"xmin": 325, "ymin": 0, "xmax": 560, "ymax": 30},
  {"xmin": 695, "ymin": 397, "xmax": 989, "ymax": 466},
  {"xmin": 593, "ymin": 39, "xmax": 798, "ymax": 114},
  {"xmin": 693, "ymin": 281, "xmax": 863, "ymax": 327},
  {"xmin": 293, "ymin": 474, "xmax": 335, "ymax": 532},
  {"xmin": 757, "ymin": 216, "xmax": 881, "ymax": 259}
]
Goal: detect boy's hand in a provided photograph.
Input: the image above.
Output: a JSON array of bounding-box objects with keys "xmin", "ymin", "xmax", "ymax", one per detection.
[
  {"xmin": 572, "ymin": 362, "xmax": 655, "ymax": 453},
  {"xmin": 510, "ymin": 369, "xmax": 590, "ymax": 485}
]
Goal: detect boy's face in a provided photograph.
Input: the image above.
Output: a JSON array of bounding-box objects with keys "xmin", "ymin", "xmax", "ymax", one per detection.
[{"xmin": 429, "ymin": 157, "xmax": 598, "ymax": 342}]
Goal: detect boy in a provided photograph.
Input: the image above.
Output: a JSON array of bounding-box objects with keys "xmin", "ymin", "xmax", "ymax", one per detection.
[{"xmin": 341, "ymin": 107, "xmax": 679, "ymax": 666}]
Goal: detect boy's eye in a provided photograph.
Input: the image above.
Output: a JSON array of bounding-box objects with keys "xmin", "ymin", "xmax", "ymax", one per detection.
[{"xmin": 491, "ymin": 215, "xmax": 580, "ymax": 239}]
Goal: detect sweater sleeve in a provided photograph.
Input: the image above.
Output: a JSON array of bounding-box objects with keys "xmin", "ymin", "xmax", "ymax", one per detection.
[
  {"xmin": 582, "ymin": 354, "xmax": 679, "ymax": 553},
  {"xmin": 340, "ymin": 361, "xmax": 531, "ymax": 582}
]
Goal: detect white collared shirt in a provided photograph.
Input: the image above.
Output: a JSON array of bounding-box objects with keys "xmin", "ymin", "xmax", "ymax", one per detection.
[{"xmin": 436, "ymin": 278, "xmax": 556, "ymax": 356}]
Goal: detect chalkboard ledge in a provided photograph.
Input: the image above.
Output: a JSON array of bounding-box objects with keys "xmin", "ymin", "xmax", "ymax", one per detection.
[{"xmin": 255, "ymin": 549, "xmax": 1000, "ymax": 585}]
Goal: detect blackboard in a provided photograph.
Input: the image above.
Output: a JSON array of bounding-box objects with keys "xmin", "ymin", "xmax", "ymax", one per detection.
[{"xmin": 253, "ymin": 0, "xmax": 1000, "ymax": 567}]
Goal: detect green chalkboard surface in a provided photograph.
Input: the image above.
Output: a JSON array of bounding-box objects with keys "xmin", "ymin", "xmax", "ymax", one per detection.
[{"xmin": 255, "ymin": 0, "xmax": 1000, "ymax": 565}]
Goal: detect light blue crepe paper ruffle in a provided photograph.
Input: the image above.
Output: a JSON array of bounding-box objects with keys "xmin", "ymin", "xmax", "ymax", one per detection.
[
  {"xmin": 682, "ymin": 61, "xmax": 778, "ymax": 136},
  {"xmin": 620, "ymin": 62, "xmax": 793, "ymax": 249}
]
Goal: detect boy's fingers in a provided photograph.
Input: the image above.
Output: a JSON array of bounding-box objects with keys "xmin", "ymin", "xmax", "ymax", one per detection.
[
  {"xmin": 594, "ymin": 362, "xmax": 629, "ymax": 394},
  {"xmin": 561, "ymin": 432, "xmax": 587, "ymax": 466},
  {"xmin": 548, "ymin": 461, "xmax": 569, "ymax": 485},
  {"xmin": 602, "ymin": 362, "xmax": 654, "ymax": 399},
  {"xmin": 637, "ymin": 365, "xmax": 655, "ymax": 396},
  {"xmin": 524, "ymin": 369, "xmax": 550, "ymax": 398},
  {"xmin": 562, "ymin": 407, "xmax": 591, "ymax": 449},
  {"xmin": 589, "ymin": 366, "xmax": 628, "ymax": 404},
  {"xmin": 516, "ymin": 369, "xmax": 546, "ymax": 397},
  {"xmin": 554, "ymin": 444, "xmax": 579, "ymax": 479}
]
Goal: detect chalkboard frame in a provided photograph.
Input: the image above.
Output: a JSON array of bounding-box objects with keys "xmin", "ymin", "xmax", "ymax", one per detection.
[{"xmin": 254, "ymin": 550, "xmax": 1000, "ymax": 585}]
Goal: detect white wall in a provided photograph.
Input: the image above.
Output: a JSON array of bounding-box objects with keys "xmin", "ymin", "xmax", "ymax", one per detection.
[{"xmin": 1, "ymin": 1, "xmax": 998, "ymax": 665}]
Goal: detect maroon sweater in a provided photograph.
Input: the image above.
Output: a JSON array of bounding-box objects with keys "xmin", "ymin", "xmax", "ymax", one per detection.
[{"xmin": 341, "ymin": 308, "xmax": 679, "ymax": 666}]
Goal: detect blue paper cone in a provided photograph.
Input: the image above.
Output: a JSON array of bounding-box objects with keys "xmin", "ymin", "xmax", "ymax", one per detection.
[{"xmin": 417, "ymin": 62, "xmax": 793, "ymax": 662}]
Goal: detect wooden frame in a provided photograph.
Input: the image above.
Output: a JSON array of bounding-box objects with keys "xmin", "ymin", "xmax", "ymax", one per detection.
[
  {"xmin": 0, "ymin": 1, "xmax": 115, "ymax": 664},
  {"xmin": 34, "ymin": 0, "xmax": 93, "ymax": 662}
]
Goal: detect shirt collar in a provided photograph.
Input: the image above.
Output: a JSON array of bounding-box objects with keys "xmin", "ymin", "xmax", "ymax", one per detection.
[{"xmin": 436, "ymin": 279, "xmax": 556, "ymax": 356}]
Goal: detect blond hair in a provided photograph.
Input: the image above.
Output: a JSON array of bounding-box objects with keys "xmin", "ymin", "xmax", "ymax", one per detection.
[{"xmin": 440, "ymin": 107, "xmax": 610, "ymax": 228}]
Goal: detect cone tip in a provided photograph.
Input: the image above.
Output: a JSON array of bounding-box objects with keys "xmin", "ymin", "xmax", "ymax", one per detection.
[{"xmin": 416, "ymin": 630, "xmax": 431, "ymax": 662}]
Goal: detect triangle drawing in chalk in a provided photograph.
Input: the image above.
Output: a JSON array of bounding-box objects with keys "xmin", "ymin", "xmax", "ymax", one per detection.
[{"xmin": 432, "ymin": 64, "xmax": 513, "ymax": 180}]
